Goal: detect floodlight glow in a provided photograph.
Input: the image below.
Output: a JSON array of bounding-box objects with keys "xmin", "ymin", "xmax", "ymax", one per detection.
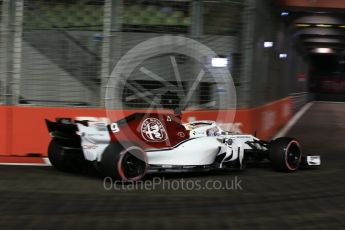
[
  {"xmin": 264, "ymin": 42, "xmax": 274, "ymax": 48},
  {"xmin": 211, "ymin": 58, "xmax": 228, "ymax": 67},
  {"xmin": 279, "ymin": 53, "xmax": 288, "ymax": 59},
  {"xmin": 295, "ymin": 24, "xmax": 311, "ymax": 27},
  {"xmin": 314, "ymin": 48, "xmax": 333, "ymax": 53},
  {"xmin": 281, "ymin": 11, "xmax": 289, "ymax": 16},
  {"xmin": 316, "ymin": 24, "xmax": 332, "ymax": 28}
]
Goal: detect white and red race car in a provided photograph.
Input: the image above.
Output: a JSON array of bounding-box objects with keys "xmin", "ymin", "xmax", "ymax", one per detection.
[{"xmin": 46, "ymin": 113, "xmax": 320, "ymax": 181}]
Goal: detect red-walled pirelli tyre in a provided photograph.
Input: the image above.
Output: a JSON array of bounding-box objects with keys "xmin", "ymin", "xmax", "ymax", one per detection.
[
  {"xmin": 269, "ymin": 137, "xmax": 302, "ymax": 172},
  {"xmin": 48, "ymin": 139, "xmax": 84, "ymax": 172},
  {"xmin": 100, "ymin": 142, "xmax": 148, "ymax": 181}
]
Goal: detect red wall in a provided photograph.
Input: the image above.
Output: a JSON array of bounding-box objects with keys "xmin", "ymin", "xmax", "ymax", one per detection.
[
  {"xmin": 0, "ymin": 97, "xmax": 292, "ymax": 157},
  {"xmin": 0, "ymin": 106, "xmax": 9, "ymax": 155},
  {"xmin": 278, "ymin": 0, "xmax": 345, "ymax": 9}
]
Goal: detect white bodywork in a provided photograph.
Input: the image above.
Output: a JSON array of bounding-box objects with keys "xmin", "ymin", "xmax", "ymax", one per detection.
[
  {"xmin": 76, "ymin": 122, "xmax": 110, "ymax": 162},
  {"xmin": 146, "ymin": 137, "xmax": 222, "ymax": 165},
  {"xmin": 76, "ymin": 119, "xmax": 265, "ymax": 167}
]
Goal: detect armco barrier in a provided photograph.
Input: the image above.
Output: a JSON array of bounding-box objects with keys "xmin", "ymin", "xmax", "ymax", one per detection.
[{"xmin": 0, "ymin": 97, "xmax": 292, "ymax": 160}]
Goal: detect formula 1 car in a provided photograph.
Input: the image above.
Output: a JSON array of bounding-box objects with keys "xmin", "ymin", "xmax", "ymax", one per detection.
[{"xmin": 45, "ymin": 113, "xmax": 321, "ymax": 181}]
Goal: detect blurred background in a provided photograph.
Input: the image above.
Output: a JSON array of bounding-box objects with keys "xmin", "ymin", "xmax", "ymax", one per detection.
[
  {"xmin": 0, "ymin": 1, "xmax": 345, "ymax": 229},
  {"xmin": 0, "ymin": 0, "xmax": 310, "ymax": 109},
  {"xmin": 0, "ymin": 0, "xmax": 345, "ymax": 153}
]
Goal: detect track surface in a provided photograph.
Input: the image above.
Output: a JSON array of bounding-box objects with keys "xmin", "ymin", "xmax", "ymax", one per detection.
[{"xmin": 0, "ymin": 102, "xmax": 344, "ymax": 229}]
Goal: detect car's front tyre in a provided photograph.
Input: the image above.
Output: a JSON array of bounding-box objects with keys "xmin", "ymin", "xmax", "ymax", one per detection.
[{"xmin": 269, "ymin": 137, "xmax": 302, "ymax": 172}]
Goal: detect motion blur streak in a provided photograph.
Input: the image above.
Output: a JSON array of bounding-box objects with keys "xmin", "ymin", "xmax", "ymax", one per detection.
[{"xmin": 0, "ymin": 102, "xmax": 344, "ymax": 229}]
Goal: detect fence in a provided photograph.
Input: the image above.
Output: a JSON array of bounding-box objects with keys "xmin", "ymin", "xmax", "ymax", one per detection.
[
  {"xmin": 1, "ymin": 0, "xmax": 310, "ymax": 108},
  {"xmin": 0, "ymin": 0, "xmax": 8, "ymax": 104},
  {"xmin": 0, "ymin": 0, "xmax": 256, "ymax": 110}
]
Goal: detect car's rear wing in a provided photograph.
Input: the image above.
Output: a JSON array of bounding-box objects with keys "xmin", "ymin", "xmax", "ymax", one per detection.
[{"xmin": 45, "ymin": 118, "xmax": 79, "ymax": 140}]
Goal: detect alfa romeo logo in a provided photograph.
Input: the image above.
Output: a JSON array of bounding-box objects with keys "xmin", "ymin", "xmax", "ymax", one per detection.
[{"xmin": 141, "ymin": 118, "xmax": 168, "ymax": 142}]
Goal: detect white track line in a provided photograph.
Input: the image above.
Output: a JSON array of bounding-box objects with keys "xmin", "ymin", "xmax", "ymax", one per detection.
[
  {"xmin": 314, "ymin": 101, "xmax": 345, "ymax": 104},
  {"xmin": 0, "ymin": 158, "xmax": 51, "ymax": 166},
  {"xmin": 273, "ymin": 102, "xmax": 313, "ymax": 139},
  {"xmin": 43, "ymin": 157, "xmax": 52, "ymax": 166},
  {"xmin": 0, "ymin": 163, "xmax": 50, "ymax": 166}
]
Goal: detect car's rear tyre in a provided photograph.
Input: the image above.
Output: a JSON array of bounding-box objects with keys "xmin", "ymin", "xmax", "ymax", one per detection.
[
  {"xmin": 269, "ymin": 137, "xmax": 302, "ymax": 172},
  {"xmin": 48, "ymin": 139, "xmax": 84, "ymax": 172},
  {"xmin": 99, "ymin": 142, "xmax": 148, "ymax": 181}
]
